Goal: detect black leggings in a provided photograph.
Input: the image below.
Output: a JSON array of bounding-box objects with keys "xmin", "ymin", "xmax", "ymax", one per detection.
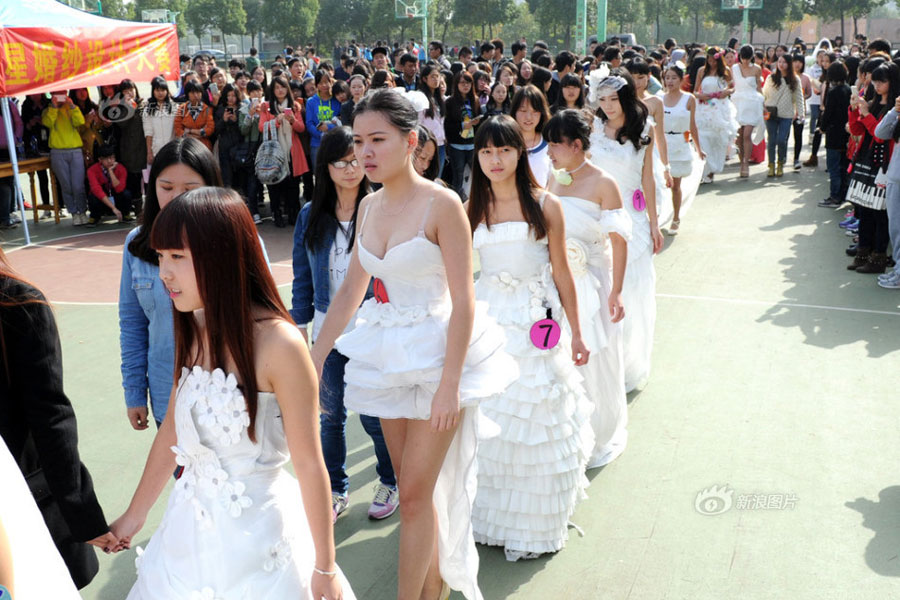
[
  {"xmin": 792, "ymin": 120, "xmax": 805, "ymax": 163},
  {"xmin": 856, "ymin": 205, "xmax": 889, "ymax": 253}
]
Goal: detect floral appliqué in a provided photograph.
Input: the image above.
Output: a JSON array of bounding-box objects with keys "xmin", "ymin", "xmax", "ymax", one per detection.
[
  {"xmin": 565, "ymin": 239, "xmax": 590, "ymax": 276},
  {"xmin": 263, "ymin": 537, "xmax": 293, "ymax": 572}
]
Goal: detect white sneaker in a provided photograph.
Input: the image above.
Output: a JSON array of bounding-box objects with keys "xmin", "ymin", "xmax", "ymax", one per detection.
[
  {"xmin": 253, "ymin": 213, "xmax": 262, "ymax": 224},
  {"xmin": 367, "ymin": 483, "xmax": 399, "ymax": 520},
  {"xmin": 877, "ymin": 270, "xmax": 900, "ymax": 289},
  {"xmin": 504, "ymin": 548, "xmax": 542, "ymax": 562}
]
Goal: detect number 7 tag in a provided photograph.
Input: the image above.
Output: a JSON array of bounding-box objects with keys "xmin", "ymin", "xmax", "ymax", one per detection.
[{"xmin": 529, "ymin": 308, "xmax": 561, "ymax": 350}]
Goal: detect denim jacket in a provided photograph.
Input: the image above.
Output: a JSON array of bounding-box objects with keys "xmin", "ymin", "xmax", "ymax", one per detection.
[
  {"xmin": 119, "ymin": 227, "xmax": 272, "ymax": 421},
  {"xmin": 119, "ymin": 227, "xmax": 175, "ymax": 421},
  {"xmin": 291, "ymin": 202, "xmax": 372, "ymax": 325}
]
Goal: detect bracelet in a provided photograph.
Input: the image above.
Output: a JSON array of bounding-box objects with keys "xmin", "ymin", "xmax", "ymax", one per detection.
[
  {"xmin": 314, "ymin": 566, "xmax": 337, "ymax": 577},
  {"xmin": 663, "ymin": 164, "xmax": 671, "ymax": 172}
]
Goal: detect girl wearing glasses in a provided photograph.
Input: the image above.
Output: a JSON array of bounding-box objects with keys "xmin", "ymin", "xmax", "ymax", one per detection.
[{"xmin": 291, "ymin": 127, "xmax": 398, "ymax": 524}]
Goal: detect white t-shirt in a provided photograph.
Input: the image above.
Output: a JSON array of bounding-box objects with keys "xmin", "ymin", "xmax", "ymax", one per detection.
[
  {"xmin": 312, "ymin": 221, "xmax": 354, "ymax": 342},
  {"xmin": 808, "ymin": 64, "xmax": 823, "ymax": 107},
  {"xmin": 527, "ymin": 139, "xmax": 551, "ymax": 187}
]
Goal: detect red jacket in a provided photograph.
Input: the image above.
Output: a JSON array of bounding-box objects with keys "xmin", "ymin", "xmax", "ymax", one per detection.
[
  {"xmin": 86, "ymin": 161, "xmax": 127, "ymax": 200},
  {"xmin": 259, "ymin": 99, "xmax": 310, "ymax": 177},
  {"xmin": 848, "ymin": 107, "xmax": 895, "ymax": 163}
]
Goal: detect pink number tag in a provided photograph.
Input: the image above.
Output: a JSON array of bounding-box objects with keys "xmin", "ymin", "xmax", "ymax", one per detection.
[
  {"xmin": 530, "ymin": 318, "xmax": 561, "ymax": 350},
  {"xmin": 632, "ymin": 189, "xmax": 646, "ymax": 212}
]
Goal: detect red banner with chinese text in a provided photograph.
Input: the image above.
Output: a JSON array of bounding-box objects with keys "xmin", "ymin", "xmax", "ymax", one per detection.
[{"xmin": 0, "ymin": 25, "xmax": 179, "ymax": 97}]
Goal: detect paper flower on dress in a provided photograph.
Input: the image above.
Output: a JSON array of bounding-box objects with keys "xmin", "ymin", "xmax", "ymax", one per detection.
[
  {"xmin": 173, "ymin": 470, "xmax": 197, "ymax": 503},
  {"xmin": 199, "ymin": 463, "xmax": 229, "ymax": 496},
  {"xmin": 133, "ymin": 546, "xmax": 144, "ymax": 575},
  {"xmin": 221, "ymin": 480, "xmax": 253, "ymax": 518},
  {"xmin": 565, "ymin": 239, "xmax": 590, "ymax": 276},
  {"xmin": 190, "ymin": 587, "xmax": 222, "ymax": 600},
  {"xmin": 263, "ymin": 538, "xmax": 293, "ymax": 572},
  {"xmin": 489, "ymin": 271, "xmax": 521, "ymax": 292},
  {"xmin": 552, "ymin": 168, "xmax": 573, "ymax": 186}
]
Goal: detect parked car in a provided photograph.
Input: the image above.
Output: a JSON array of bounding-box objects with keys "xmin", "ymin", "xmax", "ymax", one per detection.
[
  {"xmin": 607, "ymin": 33, "xmax": 637, "ymax": 47},
  {"xmin": 193, "ymin": 49, "xmax": 231, "ymax": 63}
]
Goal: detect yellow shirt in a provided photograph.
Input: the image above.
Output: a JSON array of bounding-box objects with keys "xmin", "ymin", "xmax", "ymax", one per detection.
[{"xmin": 41, "ymin": 105, "xmax": 85, "ymax": 149}]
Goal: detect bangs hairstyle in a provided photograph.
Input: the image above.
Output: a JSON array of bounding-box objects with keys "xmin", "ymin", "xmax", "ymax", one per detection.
[
  {"xmin": 543, "ymin": 109, "xmax": 591, "ymax": 152},
  {"xmin": 595, "ymin": 68, "xmax": 650, "ymax": 150},
  {"xmin": 510, "ymin": 84, "xmax": 551, "ymax": 134},
  {"xmin": 128, "ymin": 137, "xmax": 223, "ymax": 264},
  {"xmin": 467, "ymin": 115, "xmax": 547, "ymax": 240},
  {"xmin": 306, "ymin": 126, "xmax": 369, "ymax": 251},
  {"xmin": 150, "ymin": 187, "xmax": 293, "ymax": 443}
]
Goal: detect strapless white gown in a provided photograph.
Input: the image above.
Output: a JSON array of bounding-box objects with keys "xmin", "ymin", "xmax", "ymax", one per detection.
[
  {"xmin": 695, "ymin": 76, "xmax": 739, "ymax": 175},
  {"xmin": 588, "ymin": 119, "xmax": 657, "ymax": 392},
  {"xmin": 127, "ymin": 367, "xmax": 357, "ymax": 600},
  {"xmin": 471, "ymin": 221, "xmax": 593, "ymax": 556},
  {"xmin": 558, "ymin": 196, "xmax": 633, "ymax": 467}
]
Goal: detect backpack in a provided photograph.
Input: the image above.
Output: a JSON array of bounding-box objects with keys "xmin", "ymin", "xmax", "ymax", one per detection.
[{"xmin": 255, "ymin": 119, "xmax": 289, "ymax": 185}]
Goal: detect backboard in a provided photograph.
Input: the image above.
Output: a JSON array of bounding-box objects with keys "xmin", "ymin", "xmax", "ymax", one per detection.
[
  {"xmin": 395, "ymin": 0, "xmax": 426, "ymax": 19},
  {"xmin": 721, "ymin": 0, "xmax": 763, "ymax": 8}
]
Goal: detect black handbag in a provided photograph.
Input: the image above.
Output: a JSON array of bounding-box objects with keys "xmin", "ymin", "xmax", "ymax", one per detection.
[{"xmin": 765, "ymin": 105, "xmax": 778, "ymax": 119}]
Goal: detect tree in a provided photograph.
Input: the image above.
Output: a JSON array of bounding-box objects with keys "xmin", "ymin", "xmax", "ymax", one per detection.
[
  {"xmin": 185, "ymin": 0, "xmax": 244, "ymax": 53},
  {"xmin": 713, "ymin": 0, "xmax": 792, "ymax": 42},
  {"xmin": 102, "ymin": 0, "xmax": 134, "ymax": 19},
  {"xmin": 609, "ymin": 0, "xmax": 645, "ymax": 35},
  {"xmin": 804, "ymin": 0, "xmax": 852, "ymax": 40},
  {"xmin": 847, "ymin": 0, "xmax": 888, "ymax": 37},
  {"xmin": 243, "ymin": 0, "xmax": 263, "ymax": 49},
  {"xmin": 262, "ymin": 0, "xmax": 320, "ymax": 47}
]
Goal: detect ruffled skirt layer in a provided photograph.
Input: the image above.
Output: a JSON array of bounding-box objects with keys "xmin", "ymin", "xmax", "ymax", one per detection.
[{"xmin": 472, "ymin": 279, "xmax": 594, "ymax": 555}]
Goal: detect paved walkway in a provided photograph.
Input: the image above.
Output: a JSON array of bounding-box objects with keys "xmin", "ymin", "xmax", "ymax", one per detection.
[{"xmin": 3, "ymin": 160, "xmax": 899, "ymax": 599}]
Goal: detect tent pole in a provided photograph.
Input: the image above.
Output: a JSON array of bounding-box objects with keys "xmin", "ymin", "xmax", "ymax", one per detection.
[{"xmin": 1, "ymin": 100, "xmax": 31, "ymax": 246}]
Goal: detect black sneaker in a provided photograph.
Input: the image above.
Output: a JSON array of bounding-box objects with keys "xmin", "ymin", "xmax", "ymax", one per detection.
[
  {"xmin": 0, "ymin": 220, "xmax": 18, "ymax": 230},
  {"xmin": 86, "ymin": 217, "xmax": 100, "ymax": 228},
  {"xmin": 817, "ymin": 197, "xmax": 843, "ymax": 208},
  {"xmin": 122, "ymin": 214, "xmax": 135, "ymax": 223}
]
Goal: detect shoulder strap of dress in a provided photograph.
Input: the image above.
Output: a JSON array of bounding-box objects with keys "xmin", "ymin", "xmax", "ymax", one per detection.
[
  {"xmin": 359, "ymin": 201, "xmax": 372, "ymax": 239},
  {"xmin": 418, "ymin": 196, "xmax": 436, "ymax": 235}
]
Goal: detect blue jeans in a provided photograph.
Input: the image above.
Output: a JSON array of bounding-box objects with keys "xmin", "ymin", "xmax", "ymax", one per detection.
[
  {"xmin": 826, "ymin": 148, "xmax": 848, "ymax": 200},
  {"xmin": 766, "ymin": 117, "xmax": 792, "ymax": 164},
  {"xmin": 320, "ymin": 349, "xmax": 395, "ymax": 495},
  {"xmin": 448, "ymin": 145, "xmax": 473, "ymax": 200},
  {"xmin": 437, "ymin": 144, "xmax": 446, "ymax": 179}
]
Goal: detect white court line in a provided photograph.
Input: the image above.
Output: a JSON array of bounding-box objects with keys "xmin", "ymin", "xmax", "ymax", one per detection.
[
  {"xmin": 30, "ymin": 243, "xmax": 123, "ymax": 255},
  {"xmin": 53, "ymin": 281, "xmax": 292, "ymax": 307},
  {"xmin": 3, "ymin": 228, "xmax": 129, "ymax": 253},
  {"xmin": 657, "ymin": 293, "xmax": 900, "ymax": 317},
  {"xmin": 53, "ymin": 301, "xmax": 117, "ymax": 307}
]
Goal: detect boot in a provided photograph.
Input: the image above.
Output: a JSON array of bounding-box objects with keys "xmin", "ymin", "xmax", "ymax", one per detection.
[
  {"xmin": 802, "ymin": 155, "xmax": 818, "ymax": 167},
  {"xmin": 767, "ymin": 162, "xmax": 775, "ymax": 177},
  {"xmin": 856, "ymin": 252, "xmax": 889, "ymax": 274},
  {"xmin": 776, "ymin": 161, "xmax": 784, "ymax": 177},
  {"xmin": 848, "ymin": 247, "xmax": 871, "ymax": 270}
]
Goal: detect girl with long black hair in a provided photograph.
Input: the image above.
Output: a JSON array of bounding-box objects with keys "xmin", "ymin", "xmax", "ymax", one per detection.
[
  {"xmin": 110, "ymin": 187, "xmax": 352, "ymax": 600},
  {"xmin": 291, "ymin": 127, "xmax": 398, "ymax": 523},
  {"xmin": 587, "ymin": 66, "xmax": 662, "ymax": 392},
  {"xmin": 466, "ymin": 114, "xmax": 590, "ymax": 561},
  {"xmin": 846, "ymin": 60, "xmax": 899, "ymax": 274}
]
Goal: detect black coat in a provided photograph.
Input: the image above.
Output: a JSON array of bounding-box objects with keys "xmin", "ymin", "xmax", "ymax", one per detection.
[
  {"xmin": 0, "ymin": 277, "xmax": 108, "ymax": 589},
  {"xmin": 819, "ymin": 84, "xmax": 851, "ymax": 151}
]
